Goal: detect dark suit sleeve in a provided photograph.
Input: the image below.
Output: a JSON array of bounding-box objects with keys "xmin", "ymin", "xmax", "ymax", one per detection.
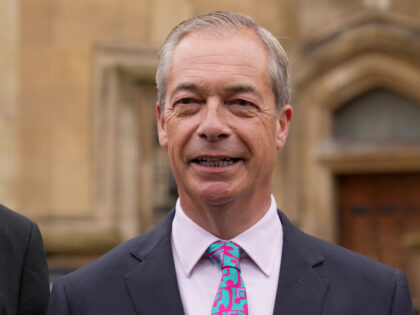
[
  {"xmin": 47, "ymin": 279, "xmax": 71, "ymax": 315},
  {"xmin": 390, "ymin": 269, "xmax": 415, "ymax": 315},
  {"xmin": 18, "ymin": 222, "xmax": 50, "ymax": 315}
]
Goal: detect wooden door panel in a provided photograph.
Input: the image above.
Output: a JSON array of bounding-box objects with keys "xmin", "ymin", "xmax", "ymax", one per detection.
[
  {"xmin": 338, "ymin": 173, "xmax": 420, "ymax": 269},
  {"xmin": 339, "ymin": 175, "xmax": 377, "ymax": 260}
]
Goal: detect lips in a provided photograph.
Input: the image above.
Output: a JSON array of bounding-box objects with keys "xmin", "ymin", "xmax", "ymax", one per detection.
[{"xmin": 191, "ymin": 157, "xmax": 241, "ymax": 167}]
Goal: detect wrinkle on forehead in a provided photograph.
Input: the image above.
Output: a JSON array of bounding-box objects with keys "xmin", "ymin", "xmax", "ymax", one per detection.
[
  {"xmin": 185, "ymin": 54, "xmax": 260, "ymax": 66},
  {"xmin": 173, "ymin": 55, "xmax": 265, "ymax": 74},
  {"xmin": 181, "ymin": 60, "xmax": 257, "ymax": 70},
  {"xmin": 171, "ymin": 28, "xmax": 269, "ymax": 69}
]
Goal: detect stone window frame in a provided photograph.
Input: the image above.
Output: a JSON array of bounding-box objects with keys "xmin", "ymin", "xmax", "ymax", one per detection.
[{"xmin": 45, "ymin": 45, "xmax": 162, "ymax": 265}]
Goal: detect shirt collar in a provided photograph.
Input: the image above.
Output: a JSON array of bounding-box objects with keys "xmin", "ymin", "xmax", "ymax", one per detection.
[
  {"xmin": 172, "ymin": 199, "xmax": 219, "ymax": 277},
  {"xmin": 171, "ymin": 196, "xmax": 283, "ymax": 278}
]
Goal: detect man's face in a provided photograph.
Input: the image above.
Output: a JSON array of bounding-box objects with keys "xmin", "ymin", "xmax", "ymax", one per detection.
[{"xmin": 157, "ymin": 28, "xmax": 292, "ymax": 208}]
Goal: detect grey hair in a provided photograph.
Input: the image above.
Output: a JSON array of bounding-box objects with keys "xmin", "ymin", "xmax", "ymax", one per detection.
[{"xmin": 156, "ymin": 11, "xmax": 291, "ymax": 112}]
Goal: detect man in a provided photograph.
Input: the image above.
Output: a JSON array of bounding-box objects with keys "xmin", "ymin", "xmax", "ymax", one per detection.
[
  {"xmin": 48, "ymin": 11, "xmax": 414, "ymax": 314},
  {"xmin": 0, "ymin": 204, "xmax": 50, "ymax": 314}
]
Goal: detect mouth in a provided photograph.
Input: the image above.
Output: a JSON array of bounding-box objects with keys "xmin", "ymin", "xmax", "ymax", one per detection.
[{"xmin": 191, "ymin": 157, "xmax": 241, "ymax": 167}]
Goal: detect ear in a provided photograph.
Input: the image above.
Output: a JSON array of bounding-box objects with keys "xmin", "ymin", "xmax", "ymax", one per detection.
[
  {"xmin": 156, "ymin": 102, "xmax": 168, "ymax": 148},
  {"xmin": 276, "ymin": 104, "xmax": 293, "ymax": 150}
]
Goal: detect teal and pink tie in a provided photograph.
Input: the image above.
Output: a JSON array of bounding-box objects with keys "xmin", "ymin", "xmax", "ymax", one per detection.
[{"xmin": 205, "ymin": 241, "xmax": 248, "ymax": 315}]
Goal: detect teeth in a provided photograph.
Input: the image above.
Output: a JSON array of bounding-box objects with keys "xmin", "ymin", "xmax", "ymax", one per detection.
[{"xmin": 196, "ymin": 158, "xmax": 236, "ymax": 167}]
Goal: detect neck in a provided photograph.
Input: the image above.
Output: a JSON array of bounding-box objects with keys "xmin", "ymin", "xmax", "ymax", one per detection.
[{"xmin": 179, "ymin": 192, "xmax": 272, "ymax": 240}]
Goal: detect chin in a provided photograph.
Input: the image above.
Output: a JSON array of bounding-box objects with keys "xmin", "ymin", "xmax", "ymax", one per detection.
[{"xmin": 195, "ymin": 184, "xmax": 240, "ymax": 206}]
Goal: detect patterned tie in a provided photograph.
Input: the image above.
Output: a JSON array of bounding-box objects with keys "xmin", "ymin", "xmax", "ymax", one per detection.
[{"xmin": 205, "ymin": 241, "xmax": 248, "ymax": 315}]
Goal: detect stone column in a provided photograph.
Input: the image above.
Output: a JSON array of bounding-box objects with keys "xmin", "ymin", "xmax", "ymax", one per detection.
[{"xmin": 0, "ymin": 0, "xmax": 19, "ymax": 209}]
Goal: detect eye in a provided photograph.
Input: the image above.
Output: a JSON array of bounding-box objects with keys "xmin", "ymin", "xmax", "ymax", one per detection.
[
  {"xmin": 236, "ymin": 99, "xmax": 252, "ymax": 106},
  {"xmin": 172, "ymin": 97, "xmax": 202, "ymax": 116},
  {"xmin": 226, "ymin": 98, "xmax": 259, "ymax": 117},
  {"xmin": 175, "ymin": 98, "xmax": 200, "ymax": 106},
  {"xmin": 228, "ymin": 99, "xmax": 255, "ymax": 107}
]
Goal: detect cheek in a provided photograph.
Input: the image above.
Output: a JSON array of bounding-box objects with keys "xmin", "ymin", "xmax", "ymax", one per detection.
[
  {"xmin": 166, "ymin": 119, "xmax": 197, "ymax": 157},
  {"xmin": 237, "ymin": 117, "xmax": 277, "ymax": 141},
  {"xmin": 246, "ymin": 121, "xmax": 279, "ymax": 161},
  {"xmin": 166, "ymin": 118, "xmax": 194, "ymax": 140}
]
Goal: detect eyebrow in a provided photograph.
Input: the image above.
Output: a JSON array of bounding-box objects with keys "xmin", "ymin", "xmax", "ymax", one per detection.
[
  {"xmin": 225, "ymin": 84, "xmax": 264, "ymax": 103},
  {"xmin": 169, "ymin": 83, "xmax": 264, "ymax": 101},
  {"xmin": 225, "ymin": 84, "xmax": 259, "ymax": 95},
  {"xmin": 169, "ymin": 83, "xmax": 202, "ymax": 100}
]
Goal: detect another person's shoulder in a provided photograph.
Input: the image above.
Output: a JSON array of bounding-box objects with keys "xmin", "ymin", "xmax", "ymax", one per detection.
[
  {"xmin": 0, "ymin": 204, "xmax": 50, "ymax": 315},
  {"xmin": 0, "ymin": 203, "xmax": 34, "ymax": 228},
  {"xmin": 0, "ymin": 204, "xmax": 37, "ymax": 245}
]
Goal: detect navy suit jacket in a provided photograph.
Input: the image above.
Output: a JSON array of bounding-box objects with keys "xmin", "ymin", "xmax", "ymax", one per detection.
[
  {"xmin": 0, "ymin": 204, "xmax": 50, "ymax": 315},
  {"xmin": 48, "ymin": 209, "xmax": 414, "ymax": 314}
]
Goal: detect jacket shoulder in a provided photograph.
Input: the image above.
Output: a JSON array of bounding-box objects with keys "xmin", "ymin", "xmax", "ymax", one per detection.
[
  {"xmin": 286, "ymin": 217, "xmax": 399, "ymax": 280},
  {"xmin": 279, "ymin": 210, "xmax": 414, "ymax": 313},
  {"xmin": 0, "ymin": 204, "xmax": 33, "ymax": 231},
  {"xmin": 53, "ymin": 209, "xmax": 175, "ymax": 288},
  {"xmin": 0, "ymin": 204, "xmax": 37, "ymax": 251},
  {"xmin": 279, "ymin": 209, "xmax": 397, "ymax": 276}
]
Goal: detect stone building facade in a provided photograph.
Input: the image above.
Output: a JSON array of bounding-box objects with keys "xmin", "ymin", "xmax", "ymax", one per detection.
[{"xmin": 1, "ymin": 0, "xmax": 419, "ymax": 308}]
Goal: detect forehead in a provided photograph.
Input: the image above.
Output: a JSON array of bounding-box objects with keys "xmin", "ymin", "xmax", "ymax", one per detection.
[{"xmin": 168, "ymin": 28, "xmax": 270, "ymax": 88}]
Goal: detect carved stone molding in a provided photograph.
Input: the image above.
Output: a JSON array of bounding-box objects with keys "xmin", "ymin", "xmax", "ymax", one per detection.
[{"xmin": 44, "ymin": 45, "xmax": 159, "ymax": 263}]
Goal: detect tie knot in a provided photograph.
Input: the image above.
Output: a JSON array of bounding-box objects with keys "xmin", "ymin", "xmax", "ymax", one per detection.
[{"xmin": 205, "ymin": 241, "xmax": 241, "ymax": 270}]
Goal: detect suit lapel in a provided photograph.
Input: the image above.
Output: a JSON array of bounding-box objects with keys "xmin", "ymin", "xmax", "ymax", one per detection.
[
  {"xmin": 273, "ymin": 211, "xmax": 329, "ymax": 315},
  {"xmin": 124, "ymin": 210, "xmax": 185, "ymax": 315},
  {"xmin": 123, "ymin": 208, "xmax": 329, "ymax": 315}
]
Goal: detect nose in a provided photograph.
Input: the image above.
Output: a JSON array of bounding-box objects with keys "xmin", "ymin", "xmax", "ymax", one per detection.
[{"xmin": 197, "ymin": 99, "xmax": 230, "ymax": 142}]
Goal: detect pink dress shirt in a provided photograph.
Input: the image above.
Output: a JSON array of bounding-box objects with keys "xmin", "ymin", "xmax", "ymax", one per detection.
[{"xmin": 171, "ymin": 195, "xmax": 283, "ymax": 315}]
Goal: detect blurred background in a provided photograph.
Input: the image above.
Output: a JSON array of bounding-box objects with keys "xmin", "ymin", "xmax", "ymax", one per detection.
[{"xmin": 1, "ymin": 0, "xmax": 419, "ymax": 310}]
